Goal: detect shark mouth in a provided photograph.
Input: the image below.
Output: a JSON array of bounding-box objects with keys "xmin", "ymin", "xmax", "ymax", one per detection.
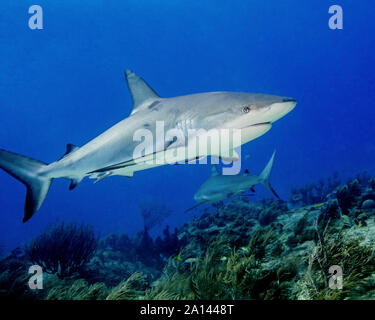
[
  {"xmin": 240, "ymin": 122, "xmax": 272, "ymax": 144},
  {"xmin": 249, "ymin": 121, "xmax": 272, "ymax": 127},
  {"xmin": 237, "ymin": 121, "xmax": 272, "ymax": 130}
]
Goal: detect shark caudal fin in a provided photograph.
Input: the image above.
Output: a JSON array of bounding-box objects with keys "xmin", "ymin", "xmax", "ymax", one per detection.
[
  {"xmin": 258, "ymin": 151, "xmax": 280, "ymax": 199},
  {"xmin": 0, "ymin": 149, "xmax": 52, "ymax": 222}
]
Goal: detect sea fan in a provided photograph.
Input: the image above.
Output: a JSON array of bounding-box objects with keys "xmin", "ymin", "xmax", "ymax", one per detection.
[{"xmin": 25, "ymin": 222, "xmax": 98, "ymax": 279}]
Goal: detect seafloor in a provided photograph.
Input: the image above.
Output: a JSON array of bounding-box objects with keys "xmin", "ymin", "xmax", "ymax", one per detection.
[{"xmin": 1, "ymin": 173, "xmax": 375, "ymax": 300}]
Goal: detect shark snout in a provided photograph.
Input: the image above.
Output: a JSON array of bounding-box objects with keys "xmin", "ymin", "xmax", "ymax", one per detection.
[
  {"xmin": 282, "ymin": 98, "xmax": 297, "ymax": 103},
  {"xmin": 194, "ymin": 193, "xmax": 203, "ymax": 202},
  {"xmin": 267, "ymin": 98, "xmax": 297, "ymax": 123},
  {"xmin": 194, "ymin": 191, "xmax": 211, "ymax": 203},
  {"xmin": 242, "ymin": 97, "xmax": 297, "ymax": 127}
]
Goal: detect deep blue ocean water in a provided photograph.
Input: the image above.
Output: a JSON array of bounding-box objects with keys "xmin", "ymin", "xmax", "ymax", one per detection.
[{"xmin": 0, "ymin": 1, "xmax": 374, "ymax": 254}]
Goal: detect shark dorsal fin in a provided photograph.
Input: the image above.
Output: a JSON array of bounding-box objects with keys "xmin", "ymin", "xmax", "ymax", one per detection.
[
  {"xmin": 66, "ymin": 144, "xmax": 79, "ymax": 154},
  {"xmin": 211, "ymin": 165, "xmax": 220, "ymax": 176},
  {"xmin": 125, "ymin": 70, "xmax": 160, "ymax": 115},
  {"xmin": 60, "ymin": 144, "xmax": 79, "ymax": 160}
]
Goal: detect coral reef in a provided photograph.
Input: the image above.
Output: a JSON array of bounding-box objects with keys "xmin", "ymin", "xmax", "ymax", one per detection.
[
  {"xmin": 46, "ymin": 278, "xmax": 109, "ymax": 300},
  {"xmin": 106, "ymin": 272, "xmax": 148, "ymax": 300},
  {"xmin": 155, "ymin": 225, "xmax": 186, "ymax": 260},
  {"xmin": 1, "ymin": 173, "xmax": 375, "ymax": 300},
  {"xmin": 145, "ymin": 175, "xmax": 375, "ymax": 300},
  {"xmin": 290, "ymin": 172, "xmax": 341, "ymax": 206},
  {"xmin": 70, "ymin": 223, "xmax": 185, "ymax": 288},
  {"xmin": 145, "ymin": 227, "xmax": 297, "ymax": 300},
  {"xmin": 301, "ymin": 229, "xmax": 375, "ymax": 300},
  {"xmin": 0, "ymin": 248, "xmax": 40, "ymax": 300},
  {"xmin": 24, "ymin": 222, "xmax": 98, "ymax": 279}
]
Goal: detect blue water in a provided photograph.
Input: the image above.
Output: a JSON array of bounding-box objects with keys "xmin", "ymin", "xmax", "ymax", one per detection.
[{"xmin": 0, "ymin": 1, "xmax": 374, "ymax": 254}]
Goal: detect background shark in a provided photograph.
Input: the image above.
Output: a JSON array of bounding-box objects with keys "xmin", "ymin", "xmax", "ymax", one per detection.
[
  {"xmin": 0, "ymin": 71, "xmax": 296, "ymax": 222},
  {"xmin": 190, "ymin": 151, "xmax": 279, "ymax": 210}
]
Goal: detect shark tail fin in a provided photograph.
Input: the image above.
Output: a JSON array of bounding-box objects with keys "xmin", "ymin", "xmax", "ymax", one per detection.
[
  {"xmin": 0, "ymin": 149, "xmax": 52, "ymax": 222},
  {"xmin": 258, "ymin": 151, "xmax": 280, "ymax": 199}
]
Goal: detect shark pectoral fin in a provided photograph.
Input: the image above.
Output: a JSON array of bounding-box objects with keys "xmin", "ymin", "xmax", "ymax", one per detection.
[
  {"xmin": 185, "ymin": 202, "xmax": 206, "ymax": 213},
  {"xmin": 114, "ymin": 168, "xmax": 134, "ymax": 177},
  {"xmin": 69, "ymin": 177, "xmax": 83, "ymax": 190},
  {"xmin": 94, "ymin": 171, "xmax": 112, "ymax": 184},
  {"xmin": 125, "ymin": 70, "xmax": 160, "ymax": 115},
  {"xmin": 220, "ymin": 156, "xmax": 239, "ymax": 162}
]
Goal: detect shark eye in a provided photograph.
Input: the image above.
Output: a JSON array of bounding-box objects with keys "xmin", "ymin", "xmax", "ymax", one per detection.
[{"xmin": 242, "ymin": 105, "xmax": 251, "ymax": 113}]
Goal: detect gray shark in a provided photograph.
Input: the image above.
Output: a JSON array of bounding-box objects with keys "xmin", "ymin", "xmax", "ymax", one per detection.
[
  {"xmin": 0, "ymin": 70, "xmax": 296, "ymax": 222},
  {"xmin": 190, "ymin": 151, "xmax": 279, "ymax": 210}
]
